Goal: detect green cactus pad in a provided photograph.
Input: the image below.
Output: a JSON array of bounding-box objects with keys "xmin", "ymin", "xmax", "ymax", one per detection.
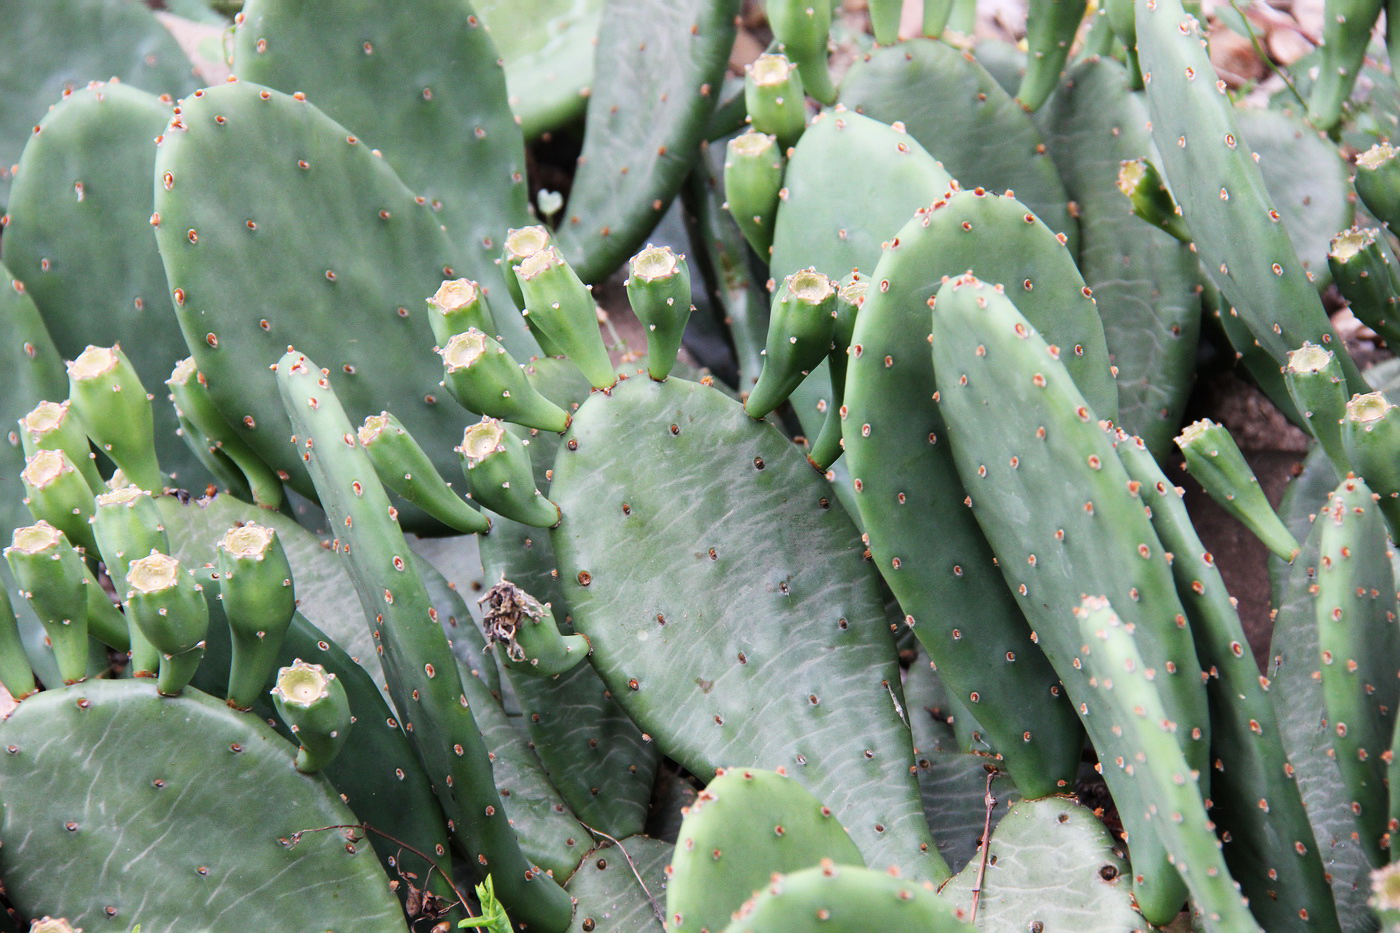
[
  {"xmin": 940, "ymin": 798, "xmax": 1141, "ymax": 929},
  {"xmin": 723, "ymin": 863, "xmax": 971, "ymax": 932},
  {"xmin": 666, "ymin": 768, "xmax": 866, "ymax": 932},
  {"xmin": 1111, "ymin": 428, "xmax": 1340, "ymax": 933},
  {"xmin": 1315, "ymin": 475, "xmax": 1398, "ymax": 865},
  {"xmin": 1017, "ymin": 0, "xmax": 1089, "ymax": 111},
  {"xmin": 276, "ymin": 349, "xmax": 573, "ymax": 929},
  {"xmin": 1041, "ymin": 59, "xmax": 1201, "ymax": 458},
  {"xmin": 566, "ymin": 835, "xmax": 673, "ymax": 933},
  {"xmin": 0, "ymin": 0, "xmax": 196, "ymax": 210},
  {"xmin": 930, "ymin": 274, "xmax": 1206, "ymax": 924},
  {"xmin": 1134, "ymin": 0, "xmax": 1364, "ymax": 393},
  {"xmin": 1070, "ymin": 598, "xmax": 1260, "ymax": 932},
  {"xmin": 1271, "ymin": 506, "xmax": 1379, "ymax": 927},
  {"xmin": 475, "ymin": 0, "xmax": 604, "ymax": 139},
  {"xmin": 231, "ymin": 0, "xmax": 534, "ymax": 344},
  {"xmin": 837, "ymin": 39, "xmax": 1078, "ymax": 258},
  {"xmin": 553, "ymin": 0, "xmax": 739, "ymax": 282},
  {"xmin": 550, "ymin": 375, "xmax": 940, "ymax": 877},
  {"xmin": 2, "ymin": 82, "xmax": 210, "ymax": 488},
  {"xmin": 1234, "ymin": 108, "xmax": 1352, "ymax": 290},
  {"xmin": 843, "ymin": 188, "xmax": 1112, "ymax": 800},
  {"xmin": 153, "ymin": 80, "xmax": 483, "ymax": 532},
  {"xmin": 0, "ymin": 680, "xmax": 406, "ymax": 931},
  {"xmin": 476, "ymin": 357, "xmax": 660, "ymax": 840}
]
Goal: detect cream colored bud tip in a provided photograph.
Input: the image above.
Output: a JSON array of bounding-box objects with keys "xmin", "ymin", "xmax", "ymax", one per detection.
[
  {"xmin": 439, "ymin": 330, "xmax": 489, "ymax": 370},
  {"xmin": 67, "ymin": 345, "xmax": 119, "ymax": 381},
  {"xmin": 127, "ymin": 551, "xmax": 182, "ymax": 594},
  {"xmin": 95, "ymin": 484, "xmax": 149, "ymax": 508},
  {"xmin": 516, "ymin": 245, "xmax": 563, "ymax": 282},
  {"xmin": 273, "ymin": 659, "xmax": 335, "ymax": 706},
  {"xmin": 1175, "ymin": 418, "xmax": 1215, "ymax": 446},
  {"xmin": 751, "ymin": 53, "xmax": 797, "ymax": 86},
  {"xmin": 22, "ymin": 449, "xmax": 72, "ymax": 488},
  {"xmin": 458, "ymin": 419, "xmax": 506, "ymax": 461},
  {"xmin": 30, "ymin": 918, "xmax": 82, "ymax": 933},
  {"xmin": 631, "ymin": 245, "xmax": 679, "ymax": 281},
  {"xmin": 431, "ymin": 278, "xmax": 478, "ymax": 312},
  {"xmin": 787, "ymin": 268, "xmax": 833, "ymax": 304},
  {"xmin": 1373, "ymin": 863, "xmax": 1400, "ymax": 911},
  {"xmin": 219, "ymin": 523, "xmax": 275, "ymax": 559},
  {"xmin": 167, "ymin": 356, "xmax": 198, "ymax": 387},
  {"xmin": 21, "ymin": 400, "xmax": 68, "ymax": 436},
  {"xmin": 505, "ymin": 225, "xmax": 552, "ymax": 261},
  {"xmin": 1116, "ymin": 159, "xmax": 1146, "ymax": 194},
  {"xmin": 1346, "ymin": 391, "xmax": 1394, "ymax": 424},
  {"xmin": 729, "ymin": 130, "xmax": 776, "ymax": 157},
  {"xmin": 1329, "ymin": 227, "xmax": 1376, "ymax": 262},
  {"xmin": 8, "ymin": 521, "xmax": 63, "ymax": 555},
  {"xmin": 1286, "ymin": 343, "xmax": 1332, "ymax": 374},
  {"xmin": 358, "ymin": 413, "xmax": 390, "ymax": 446},
  {"xmin": 1357, "ymin": 142, "xmax": 1397, "ymax": 170}
]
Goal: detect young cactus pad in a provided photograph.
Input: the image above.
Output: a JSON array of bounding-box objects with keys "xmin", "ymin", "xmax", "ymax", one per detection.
[{"xmin": 666, "ymin": 768, "xmax": 865, "ymax": 932}]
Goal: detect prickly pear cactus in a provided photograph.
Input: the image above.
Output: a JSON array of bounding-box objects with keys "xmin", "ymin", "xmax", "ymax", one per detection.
[
  {"xmin": 549, "ymin": 375, "xmax": 940, "ymax": 877},
  {"xmin": 837, "ymin": 38, "xmax": 1078, "ymax": 257},
  {"xmin": 553, "ymin": 0, "xmax": 739, "ymax": 281},
  {"xmin": 2, "ymin": 81, "xmax": 207, "ymax": 487},
  {"xmin": 939, "ymin": 798, "xmax": 1141, "ymax": 929},
  {"xmin": 0, "ymin": 0, "xmax": 196, "ymax": 209},
  {"xmin": 0, "ymin": 260, "xmax": 66, "ymax": 541},
  {"xmin": 153, "ymin": 80, "xmax": 482, "ymax": 530},
  {"xmin": 1040, "ymin": 58, "xmax": 1200, "ymax": 457},
  {"xmin": 0, "ymin": 681, "xmax": 408, "ymax": 931},
  {"xmin": 230, "ymin": 0, "xmax": 535, "ymax": 332}
]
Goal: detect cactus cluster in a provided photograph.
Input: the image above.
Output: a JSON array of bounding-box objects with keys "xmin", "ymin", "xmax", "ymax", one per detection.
[{"xmin": 6, "ymin": 0, "xmax": 1400, "ymax": 931}]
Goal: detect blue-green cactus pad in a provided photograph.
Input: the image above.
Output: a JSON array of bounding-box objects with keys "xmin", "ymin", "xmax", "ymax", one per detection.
[
  {"xmin": 153, "ymin": 80, "xmax": 479, "ymax": 530},
  {"xmin": 0, "ymin": 680, "xmax": 406, "ymax": 931},
  {"xmin": 549, "ymin": 375, "xmax": 939, "ymax": 877}
]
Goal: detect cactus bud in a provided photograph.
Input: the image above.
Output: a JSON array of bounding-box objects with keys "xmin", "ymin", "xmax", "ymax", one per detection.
[
  {"xmin": 20, "ymin": 448, "xmax": 98, "ymax": 554},
  {"xmin": 745, "ymin": 268, "xmax": 838, "ymax": 420},
  {"xmin": 271, "ymin": 659, "xmax": 352, "ymax": 773},
  {"xmin": 515, "ymin": 246, "xmax": 617, "ymax": 389},
  {"xmin": 19, "ymin": 400, "xmax": 103, "ymax": 493},
  {"xmin": 1328, "ymin": 227, "xmax": 1400, "ymax": 348},
  {"xmin": 438, "ymin": 329, "xmax": 570, "ymax": 433},
  {"xmin": 217, "ymin": 523, "xmax": 298, "ymax": 710},
  {"xmin": 66, "ymin": 345, "xmax": 162, "ymax": 492},
  {"xmin": 501, "ymin": 224, "xmax": 554, "ymax": 313},
  {"xmin": 5, "ymin": 522, "xmax": 90, "ymax": 684},
  {"xmin": 457, "ymin": 418, "xmax": 560, "ymax": 529},
  {"xmin": 358, "ymin": 412, "xmax": 490, "ymax": 534},
  {"xmin": 480, "ymin": 580, "xmax": 589, "ymax": 676},
  {"xmin": 745, "ymin": 53, "xmax": 807, "ymax": 149},
  {"xmin": 1117, "ymin": 158, "xmax": 1190, "ymax": 243},
  {"xmin": 1175, "ymin": 419, "xmax": 1300, "ymax": 562},
  {"xmin": 167, "ymin": 358, "xmax": 283, "ymax": 508},
  {"xmin": 625, "ymin": 245, "xmax": 693, "ymax": 381},
  {"xmin": 1341, "ymin": 391, "xmax": 1400, "ymax": 538},
  {"xmin": 428, "ymin": 278, "xmax": 494, "ymax": 347},
  {"xmin": 1354, "ymin": 143, "xmax": 1400, "ymax": 232},
  {"xmin": 1284, "ymin": 343, "xmax": 1352, "ymax": 475},
  {"xmin": 125, "ymin": 551, "xmax": 209, "ymax": 696},
  {"xmin": 723, "ymin": 130, "xmax": 784, "ymax": 257}
]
